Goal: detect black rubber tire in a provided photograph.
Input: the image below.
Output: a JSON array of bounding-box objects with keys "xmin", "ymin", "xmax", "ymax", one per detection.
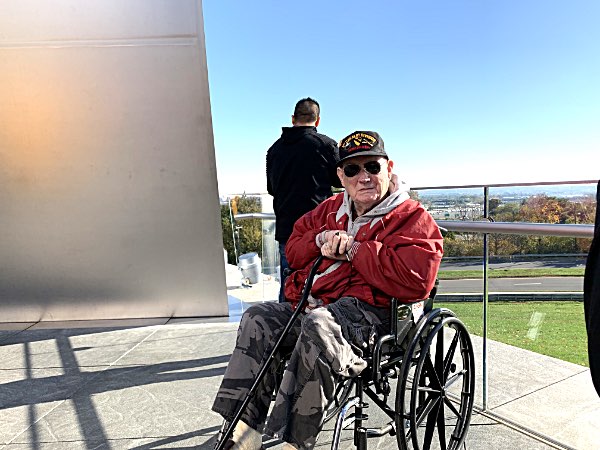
[{"xmin": 396, "ymin": 311, "xmax": 475, "ymax": 450}]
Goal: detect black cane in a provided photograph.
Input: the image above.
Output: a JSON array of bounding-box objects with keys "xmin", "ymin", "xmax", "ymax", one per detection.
[{"xmin": 215, "ymin": 255, "xmax": 324, "ymax": 450}]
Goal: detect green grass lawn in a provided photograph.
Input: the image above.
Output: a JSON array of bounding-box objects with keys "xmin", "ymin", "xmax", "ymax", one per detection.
[
  {"xmin": 436, "ymin": 301, "xmax": 589, "ymax": 367},
  {"xmin": 438, "ymin": 267, "xmax": 584, "ymax": 279}
]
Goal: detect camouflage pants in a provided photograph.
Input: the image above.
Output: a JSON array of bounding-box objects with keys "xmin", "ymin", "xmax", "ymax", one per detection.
[{"xmin": 212, "ymin": 298, "xmax": 389, "ymax": 449}]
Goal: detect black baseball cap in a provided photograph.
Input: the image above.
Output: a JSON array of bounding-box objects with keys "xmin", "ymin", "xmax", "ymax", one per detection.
[{"xmin": 337, "ymin": 131, "xmax": 388, "ymax": 166}]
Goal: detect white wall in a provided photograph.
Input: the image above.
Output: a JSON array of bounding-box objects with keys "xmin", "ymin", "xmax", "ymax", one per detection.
[{"xmin": 0, "ymin": 0, "xmax": 228, "ymax": 320}]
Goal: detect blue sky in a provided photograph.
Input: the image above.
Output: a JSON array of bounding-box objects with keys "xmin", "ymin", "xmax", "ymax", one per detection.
[{"xmin": 203, "ymin": 1, "xmax": 599, "ymax": 195}]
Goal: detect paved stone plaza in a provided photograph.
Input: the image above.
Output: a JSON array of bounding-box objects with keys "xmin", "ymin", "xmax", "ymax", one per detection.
[{"xmin": 0, "ymin": 291, "xmax": 599, "ymax": 449}]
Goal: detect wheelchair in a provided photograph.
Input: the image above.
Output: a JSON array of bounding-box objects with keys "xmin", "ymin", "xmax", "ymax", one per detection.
[{"xmin": 216, "ymin": 256, "xmax": 475, "ymax": 450}]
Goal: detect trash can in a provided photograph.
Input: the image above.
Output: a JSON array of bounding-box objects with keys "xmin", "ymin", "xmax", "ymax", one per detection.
[{"xmin": 238, "ymin": 252, "xmax": 262, "ymax": 284}]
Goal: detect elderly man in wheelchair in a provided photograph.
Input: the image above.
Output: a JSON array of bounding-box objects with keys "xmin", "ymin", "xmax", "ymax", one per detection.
[{"xmin": 213, "ymin": 131, "xmax": 475, "ymax": 450}]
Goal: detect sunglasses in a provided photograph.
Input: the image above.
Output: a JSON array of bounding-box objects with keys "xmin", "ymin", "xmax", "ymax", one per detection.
[{"xmin": 342, "ymin": 161, "xmax": 382, "ymax": 178}]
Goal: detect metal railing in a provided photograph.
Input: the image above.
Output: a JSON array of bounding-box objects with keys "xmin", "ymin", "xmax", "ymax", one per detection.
[
  {"xmin": 414, "ymin": 179, "xmax": 596, "ymax": 409},
  {"xmin": 234, "ymin": 214, "xmax": 595, "ymax": 238},
  {"xmin": 232, "ymin": 179, "xmax": 597, "ymax": 410}
]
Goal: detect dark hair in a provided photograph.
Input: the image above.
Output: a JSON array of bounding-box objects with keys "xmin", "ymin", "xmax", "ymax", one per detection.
[{"xmin": 293, "ymin": 97, "xmax": 320, "ymax": 124}]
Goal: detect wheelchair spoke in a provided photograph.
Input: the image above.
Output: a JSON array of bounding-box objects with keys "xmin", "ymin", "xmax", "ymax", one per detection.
[
  {"xmin": 415, "ymin": 393, "xmax": 440, "ymax": 429},
  {"xmin": 418, "ymin": 386, "xmax": 442, "ymax": 394},
  {"xmin": 443, "ymin": 331, "xmax": 459, "ymax": 381},
  {"xmin": 444, "ymin": 369, "xmax": 466, "ymax": 391},
  {"xmin": 423, "ymin": 397, "xmax": 441, "ymax": 450},
  {"xmin": 437, "ymin": 398, "xmax": 447, "ymax": 450},
  {"xmin": 444, "ymin": 396, "xmax": 462, "ymax": 418},
  {"xmin": 415, "ymin": 395, "xmax": 439, "ymax": 426},
  {"xmin": 424, "ymin": 352, "xmax": 442, "ymax": 390},
  {"xmin": 435, "ymin": 323, "xmax": 444, "ymax": 381}
]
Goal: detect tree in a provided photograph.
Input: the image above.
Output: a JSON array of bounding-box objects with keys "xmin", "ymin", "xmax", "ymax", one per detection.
[
  {"xmin": 442, "ymin": 193, "xmax": 596, "ymax": 257},
  {"xmin": 221, "ymin": 195, "xmax": 263, "ymax": 264},
  {"xmin": 565, "ymin": 195, "xmax": 596, "ymax": 253},
  {"xmin": 443, "ymin": 233, "xmax": 483, "ymax": 257},
  {"xmin": 520, "ymin": 195, "xmax": 578, "ymax": 254},
  {"xmin": 488, "ymin": 198, "xmax": 501, "ymax": 216},
  {"xmin": 520, "ymin": 195, "xmax": 567, "ymax": 224}
]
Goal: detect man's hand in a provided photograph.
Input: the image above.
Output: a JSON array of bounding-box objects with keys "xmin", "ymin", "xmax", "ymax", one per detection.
[{"xmin": 320, "ymin": 230, "xmax": 354, "ymax": 261}]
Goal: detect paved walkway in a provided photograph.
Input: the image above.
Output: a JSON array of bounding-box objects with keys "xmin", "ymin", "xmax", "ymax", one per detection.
[{"xmin": 0, "ymin": 293, "xmax": 598, "ymax": 449}]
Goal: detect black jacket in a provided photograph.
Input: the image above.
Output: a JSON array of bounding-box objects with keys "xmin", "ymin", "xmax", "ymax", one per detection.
[
  {"xmin": 584, "ymin": 180, "xmax": 600, "ymax": 396},
  {"xmin": 266, "ymin": 126, "xmax": 341, "ymax": 243}
]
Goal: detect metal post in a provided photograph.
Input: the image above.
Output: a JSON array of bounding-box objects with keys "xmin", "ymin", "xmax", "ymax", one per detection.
[
  {"xmin": 482, "ymin": 186, "xmax": 489, "ymax": 410},
  {"xmin": 228, "ymin": 197, "xmax": 239, "ymax": 264}
]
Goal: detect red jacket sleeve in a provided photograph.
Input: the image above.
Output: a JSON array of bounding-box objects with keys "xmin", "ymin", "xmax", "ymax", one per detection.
[{"xmin": 285, "ymin": 207, "xmax": 325, "ymax": 270}]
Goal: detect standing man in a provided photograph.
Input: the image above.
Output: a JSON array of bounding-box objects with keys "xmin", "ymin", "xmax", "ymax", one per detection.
[{"xmin": 266, "ymin": 98, "xmax": 341, "ymax": 302}]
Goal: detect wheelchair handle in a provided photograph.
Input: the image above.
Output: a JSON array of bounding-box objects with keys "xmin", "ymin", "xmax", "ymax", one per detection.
[{"xmin": 215, "ymin": 255, "xmax": 324, "ymax": 450}]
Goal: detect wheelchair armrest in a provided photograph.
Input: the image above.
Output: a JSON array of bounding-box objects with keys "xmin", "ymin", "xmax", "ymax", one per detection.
[
  {"xmin": 390, "ymin": 279, "xmax": 437, "ymax": 342},
  {"xmin": 390, "ymin": 298, "xmax": 420, "ymax": 344}
]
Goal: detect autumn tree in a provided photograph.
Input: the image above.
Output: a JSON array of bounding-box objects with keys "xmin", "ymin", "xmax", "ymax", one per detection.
[
  {"xmin": 442, "ymin": 232, "xmax": 484, "ymax": 257},
  {"xmin": 443, "ymin": 194, "xmax": 596, "ymax": 257}
]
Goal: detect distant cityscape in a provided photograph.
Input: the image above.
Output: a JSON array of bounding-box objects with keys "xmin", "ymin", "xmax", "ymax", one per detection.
[
  {"xmin": 417, "ymin": 183, "xmax": 597, "ymax": 221},
  {"xmin": 417, "ymin": 183, "xmax": 596, "ymax": 199},
  {"xmin": 220, "ymin": 183, "xmax": 598, "ymax": 223}
]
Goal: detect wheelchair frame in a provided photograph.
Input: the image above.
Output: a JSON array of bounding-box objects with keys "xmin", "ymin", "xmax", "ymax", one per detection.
[
  {"xmin": 329, "ymin": 295, "xmax": 476, "ymax": 450},
  {"xmin": 215, "ymin": 256, "xmax": 476, "ymax": 450}
]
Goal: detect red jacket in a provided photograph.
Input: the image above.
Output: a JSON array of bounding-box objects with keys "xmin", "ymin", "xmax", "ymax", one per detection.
[{"xmin": 284, "ymin": 191, "xmax": 443, "ymax": 309}]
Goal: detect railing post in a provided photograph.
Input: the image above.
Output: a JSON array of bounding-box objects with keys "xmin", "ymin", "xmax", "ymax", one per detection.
[
  {"xmin": 228, "ymin": 197, "xmax": 239, "ymax": 264},
  {"xmin": 482, "ymin": 186, "xmax": 489, "ymax": 410}
]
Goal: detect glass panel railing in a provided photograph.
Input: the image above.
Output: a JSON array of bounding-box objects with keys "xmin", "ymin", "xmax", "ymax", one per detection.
[
  {"xmin": 259, "ymin": 194, "xmax": 279, "ymax": 301},
  {"xmin": 413, "ymin": 180, "xmax": 596, "ymax": 445},
  {"xmin": 220, "ymin": 193, "xmax": 278, "ymax": 304}
]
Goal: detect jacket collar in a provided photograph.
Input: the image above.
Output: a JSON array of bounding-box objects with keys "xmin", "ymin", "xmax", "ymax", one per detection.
[{"xmin": 335, "ymin": 182, "xmax": 411, "ymax": 231}]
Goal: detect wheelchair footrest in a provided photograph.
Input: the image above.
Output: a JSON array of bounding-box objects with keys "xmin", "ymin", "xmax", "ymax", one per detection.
[{"xmin": 360, "ymin": 422, "xmax": 396, "ymax": 438}]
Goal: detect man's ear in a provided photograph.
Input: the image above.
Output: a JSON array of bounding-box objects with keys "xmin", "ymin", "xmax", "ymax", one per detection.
[
  {"xmin": 291, "ymin": 115, "xmax": 296, "ymax": 125},
  {"xmin": 337, "ymin": 167, "xmax": 345, "ymax": 187},
  {"xmin": 315, "ymin": 116, "xmax": 321, "ymax": 127},
  {"xmin": 387, "ymin": 160, "xmax": 394, "ymax": 176}
]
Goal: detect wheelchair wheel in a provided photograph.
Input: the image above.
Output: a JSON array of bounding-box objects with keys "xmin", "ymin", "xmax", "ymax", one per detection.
[
  {"xmin": 396, "ymin": 311, "xmax": 475, "ymax": 450},
  {"xmin": 324, "ymin": 377, "xmax": 354, "ymax": 423}
]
